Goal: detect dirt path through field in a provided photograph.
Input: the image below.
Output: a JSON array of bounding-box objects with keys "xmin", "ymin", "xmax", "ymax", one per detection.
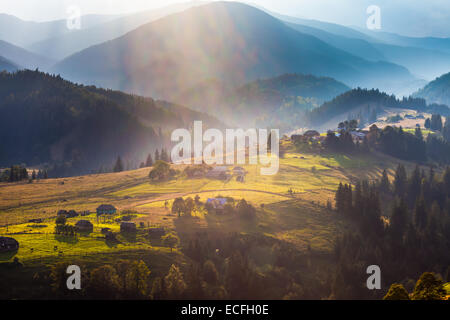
[{"xmin": 128, "ymin": 188, "xmax": 294, "ymax": 208}]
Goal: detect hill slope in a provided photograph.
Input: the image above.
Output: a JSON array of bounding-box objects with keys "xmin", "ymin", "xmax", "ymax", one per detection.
[
  {"xmin": 27, "ymin": 2, "xmax": 205, "ymax": 60},
  {"xmin": 0, "ymin": 13, "xmax": 120, "ymax": 48},
  {"xmin": 0, "ymin": 40, "xmax": 54, "ymax": 70},
  {"xmin": 0, "ymin": 70, "xmax": 221, "ymax": 174},
  {"xmin": 286, "ymin": 22, "xmax": 450, "ymax": 84},
  {"xmin": 414, "ymin": 72, "xmax": 450, "ymax": 106},
  {"xmin": 308, "ymin": 88, "xmax": 433, "ymax": 130},
  {"xmin": 0, "ymin": 56, "xmax": 19, "ymax": 72},
  {"xmin": 53, "ymin": 2, "xmax": 415, "ymax": 99},
  {"xmin": 176, "ymin": 73, "xmax": 350, "ymax": 130}
]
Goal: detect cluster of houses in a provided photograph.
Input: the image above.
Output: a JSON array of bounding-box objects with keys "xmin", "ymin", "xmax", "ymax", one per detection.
[
  {"xmin": 205, "ymin": 166, "xmax": 247, "ymax": 182},
  {"xmin": 291, "ymin": 129, "xmax": 367, "ymax": 144},
  {"xmin": 0, "ymin": 203, "xmax": 169, "ymax": 256},
  {"xmin": 206, "ymin": 198, "xmax": 227, "ymax": 214}
]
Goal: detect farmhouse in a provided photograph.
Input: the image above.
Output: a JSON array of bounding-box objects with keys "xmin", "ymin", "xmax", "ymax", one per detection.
[
  {"xmin": 349, "ymin": 131, "xmax": 367, "ymax": 142},
  {"xmin": 0, "ymin": 237, "xmax": 19, "ymax": 253},
  {"xmin": 148, "ymin": 227, "xmax": 166, "ymax": 238},
  {"xmin": 206, "ymin": 166, "xmax": 230, "ymax": 180},
  {"xmin": 120, "ymin": 222, "xmax": 136, "ymax": 233},
  {"xmin": 57, "ymin": 209, "xmax": 79, "ymax": 218},
  {"xmin": 303, "ymin": 130, "xmax": 320, "ymax": 138},
  {"xmin": 67, "ymin": 210, "xmax": 78, "ymax": 218},
  {"xmin": 96, "ymin": 204, "xmax": 117, "ymax": 216},
  {"xmin": 206, "ymin": 198, "xmax": 227, "ymax": 213},
  {"xmin": 233, "ymin": 166, "xmax": 246, "ymax": 174},
  {"xmin": 75, "ymin": 220, "xmax": 94, "ymax": 232},
  {"xmin": 57, "ymin": 209, "xmax": 68, "ymax": 216}
]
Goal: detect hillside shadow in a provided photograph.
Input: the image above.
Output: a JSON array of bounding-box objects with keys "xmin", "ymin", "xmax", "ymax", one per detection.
[
  {"xmin": 0, "ymin": 250, "xmax": 18, "ymax": 261},
  {"xmin": 105, "ymin": 238, "xmax": 120, "ymax": 248},
  {"xmin": 120, "ymin": 232, "xmax": 137, "ymax": 243},
  {"xmin": 55, "ymin": 235, "xmax": 79, "ymax": 244},
  {"xmin": 174, "ymin": 216, "xmax": 207, "ymax": 243}
]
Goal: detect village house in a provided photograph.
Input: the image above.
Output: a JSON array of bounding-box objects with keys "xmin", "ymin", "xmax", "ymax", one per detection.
[
  {"xmin": 349, "ymin": 131, "xmax": 367, "ymax": 143},
  {"xmin": 303, "ymin": 130, "xmax": 320, "ymax": 139},
  {"xmin": 57, "ymin": 209, "xmax": 78, "ymax": 218},
  {"xmin": 206, "ymin": 198, "xmax": 227, "ymax": 214},
  {"xmin": 148, "ymin": 227, "xmax": 166, "ymax": 238},
  {"xmin": 75, "ymin": 220, "xmax": 94, "ymax": 233},
  {"xmin": 96, "ymin": 204, "xmax": 117, "ymax": 216},
  {"xmin": 206, "ymin": 166, "xmax": 230, "ymax": 180},
  {"xmin": 0, "ymin": 237, "xmax": 19, "ymax": 253},
  {"xmin": 120, "ymin": 221, "xmax": 136, "ymax": 233},
  {"xmin": 233, "ymin": 166, "xmax": 246, "ymax": 175}
]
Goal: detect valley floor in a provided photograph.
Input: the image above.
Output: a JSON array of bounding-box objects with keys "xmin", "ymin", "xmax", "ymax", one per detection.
[{"xmin": 0, "ymin": 146, "xmax": 426, "ymax": 299}]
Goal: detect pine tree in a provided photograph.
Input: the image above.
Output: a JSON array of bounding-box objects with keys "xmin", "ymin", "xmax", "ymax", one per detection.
[
  {"xmin": 394, "ymin": 164, "xmax": 407, "ymax": 196},
  {"xmin": 390, "ymin": 198, "xmax": 408, "ymax": 241},
  {"xmin": 146, "ymin": 153, "xmax": 153, "ymax": 167},
  {"xmin": 443, "ymin": 116, "xmax": 450, "ymax": 141},
  {"xmin": 113, "ymin": 156, "xmax": 124, "ymax": 172},
  {"xmin": 9, "ymin": 165, "xmax": 14, "ymax": 182},
  {"xmin": 414, "ymin": 195, "xmax": 427, "ymax": 230},
  {"xmin": 430, "ymin": 114, "xmax": 443, "ymax": 131},
  {"xmin": 414, "ymin": 127, "xmax": 423, "ymax": 140},
  {"xmin": 160, "ymin": 148, "xmax": 169, "ymax": 162},
  {"xmin": 408, "ymin": 165, "xmax": 422, "ymax": 203},
  {"xmin": 155, "ymin": 149, "xmax": 160, "ymax": 161},
  {"xmin": 380, "ymin": 169, "xmax": 390, "ymax": 193},
  {"xmin": 335, "ymin": 183, "xmax": 344, "ymax": 213}
]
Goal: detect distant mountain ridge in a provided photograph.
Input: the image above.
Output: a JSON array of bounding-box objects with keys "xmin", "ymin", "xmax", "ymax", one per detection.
[
  {"xmin": 0, "ymin": 56, "xmax": 18, "ymax": 72},
  {"xmin": 176, "ymin": 73, "xmax": 350, "ymax": 130},
  {"xmin": 414, "ymin": 72, "xmax": 450, "ymax": 106},
  {"xmin": 308, "ymin": 87, "xmax": 449, "ymax": 131},
  {"xmin": 52, "ymin": 2, "xmax": 415, "ymax": 100},
  {"xmin": 27, "ymin": 2, "xmax": 207, "ymax": 60},
  {"xmin": 0, "ymin": 40, "xmax": 54, "ymax": 70}
]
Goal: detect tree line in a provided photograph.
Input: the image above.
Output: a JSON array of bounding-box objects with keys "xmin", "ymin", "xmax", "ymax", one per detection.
[{"xmin": 333, "ymin": 164, "xmax": 450, "ymax": 299}]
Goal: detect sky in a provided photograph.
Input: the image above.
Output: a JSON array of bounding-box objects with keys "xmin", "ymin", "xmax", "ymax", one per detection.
[{"xmin": 1, "ymin": 0, "xmax": 450, "ymax": 37}]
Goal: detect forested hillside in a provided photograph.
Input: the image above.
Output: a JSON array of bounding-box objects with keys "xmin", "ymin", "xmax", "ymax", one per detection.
[{"xmin": 0, "ymin": 70, "xmax": 220, "ymax": 176}]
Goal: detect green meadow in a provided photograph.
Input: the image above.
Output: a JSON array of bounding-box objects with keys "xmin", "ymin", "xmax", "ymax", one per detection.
[{"xmin": 0, "ymin": 147, "xmax": 404, "ymax": 270}]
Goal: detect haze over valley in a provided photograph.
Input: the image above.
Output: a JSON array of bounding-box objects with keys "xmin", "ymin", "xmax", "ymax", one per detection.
[{"xmin": 0, "ymin": 1, "xmax": 450, "ymax": 302}]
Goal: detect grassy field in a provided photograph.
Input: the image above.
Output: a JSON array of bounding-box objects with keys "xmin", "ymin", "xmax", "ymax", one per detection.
[{"xmin": 0, "ymin": 147, "xmax": 411, "ymax": 270}]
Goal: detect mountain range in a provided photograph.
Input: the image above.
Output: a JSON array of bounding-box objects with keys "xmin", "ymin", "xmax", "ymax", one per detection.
[
  {"xmin": 51, "ymin": 2, "xmax": 416, "ymax": 100},
  {"xmin": 0, "ymin": 56, "xmax": 18, "ymax": 72},
  {"xmin": 175, "ymin": 73, "xmax": 350, "ymax": 129},
  {"xmin": 1, "ymin": 1, "xmax": 450, "ymax": 171},
  {"xmin": 26, "ymin": 2, "xmax": 207, "ymax": 60},
  {"xmin": 414, "ymin": 72, "xmax": 450, "ymax": 107}
]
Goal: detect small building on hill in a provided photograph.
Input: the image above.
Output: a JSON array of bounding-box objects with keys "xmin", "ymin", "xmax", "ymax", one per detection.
[
  {"xmin": 148, "ymin": 227, "xmax": 166, "ymax": 238},
  {"xmin": 233, "ymin": 166, "xmax": 246, "ymax": 174},
  {"xmin": 206, "ymin": 166, "xmax": 230, "ymax": 180},
  {"xmin": 350, "ymin": 131, "xmax": 367, "ymax": 142},
  {"xmin": 303, "ymin": 130, "xmax": 320, "ymax": 138},
  {"xmin": 120, "ymin": 222, "xmax": 136, "ymax": 233},
  {"xmin": 0, "ymin": 237, "xmax": 19, "ymax": 253},
  {"xmin": 96, "ymin": 204, "xmax": 117, "ymax": 216},
  {"xmin": 75, "ymin": 220, "xmax": 93, "ymax": 233},
  {"xmin": 67, "ymin": 210, "xmax": 78, "ymax": 218},
  {"xmin": 57, "ymin": 210, "xmax": 68, "ymax": 216},
  {"xmin": 206, "ymin": 198, "xmax": 227, "ymax": 213}
]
